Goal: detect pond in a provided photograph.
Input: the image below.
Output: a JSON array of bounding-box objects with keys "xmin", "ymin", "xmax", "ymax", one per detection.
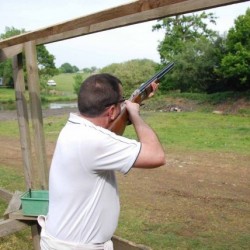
[
  {"xmin": 0, "ymin": 102, "xmax": 77, "ymax": 111},
  {"xmin": 45, "ymin": 102, "xmax": 77, "ymax": 109}
]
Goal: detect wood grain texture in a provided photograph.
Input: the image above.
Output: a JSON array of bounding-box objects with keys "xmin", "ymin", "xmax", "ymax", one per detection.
[{"xmin": 0, "ymin": 0, "xmax": 247, "ymax": 50}]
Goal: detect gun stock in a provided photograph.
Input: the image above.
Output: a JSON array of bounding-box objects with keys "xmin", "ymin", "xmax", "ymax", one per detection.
[
  {"xmin": 108, "ymin": 108, "xmax": 129, "ymax": 135},
  {"xmin": 109, "ymin": 62, "xmax": 174, "ymax": 135}
]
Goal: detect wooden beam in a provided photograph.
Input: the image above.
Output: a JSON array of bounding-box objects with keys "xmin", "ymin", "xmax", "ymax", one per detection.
[
  {"xmin": 0, "ymin": 44, "xmax": 23, "ymax": 62},
  {"xmin": 8, "ymin": 210, "xmax": 37, "ymax": 221},
  {"xmin": 0, "ymin": 0, "xmax": 248, "ymax": 49},
  {"xmin": 112, "ymin": 235, "xmax": 152, "ymax": 250},
  {"xmin": 3, "ymin": 191, "xmax": 22, "ymax": 219},
  {"xmin": 36, "ymin": 0, "xmax": 249, "ymax": 46},
  {"xmin": 31, "ymin": 223, "xmax": 41, "ymax": 250},
  {"xmin": 0, "ymin": 219, "xmax": 29, "ymax": 238},
  {"xmin": 24, "ymin": 41, "xmax": 48, "ymax": 189},
  {"xmin": 12, "ymin": 53, "xmax": 34, "ymax": 190}
]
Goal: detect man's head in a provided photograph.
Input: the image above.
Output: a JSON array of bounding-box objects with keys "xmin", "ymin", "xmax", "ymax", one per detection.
[{"xmin": 78, "ymin": 73, "xmax": 123, "ymax": 117}]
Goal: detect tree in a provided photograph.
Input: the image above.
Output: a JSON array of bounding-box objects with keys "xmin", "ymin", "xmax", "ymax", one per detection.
[
  {"xmin": 216, "ymin": 8, "xmax": 250, "ymax": 91},
  {"xmin": 60, "ymin": 63, "xmax": 79, "ymax": 73},
  {"xmin": 81, "ymin": 67, "xmax": 98, "ymax": 74},
  {"xmin": 0, "ymin": 27, "xmax": 25, "ymax": 87},
  {"xmin": 169, "ymin": 37, "xmax": 221, "ymax": 92},
  {"xmin": 100, "ymin": 59, "xmax": 158, "ymax": 97},
  {"xmin": 37, "ymin": 45, "xmax": 58, "ymax": 77},
  {"xmin": 0, "ymin": 26, "xmax": 25, "ymax": 39},
  {"xmin": 0, "ymin": 27, "xmax": 58, "ymax": 88},
  {"xmin": 153, "ymin": 12, "xmax": 217, "ymax": 63},
  {"xmin": 73, "ymin": 74, "xmax": 84, "ymax": 95},
  {"xmin": 152, "ymin": 12, "xmax": 220, "ymax": 92}
]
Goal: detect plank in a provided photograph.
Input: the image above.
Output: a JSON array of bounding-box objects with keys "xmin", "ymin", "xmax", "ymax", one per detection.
[
  {"xmin": 0, "ymin": 219, "xmax": 28, "ymax": 238},
  {"xmin": 8, "ymin": 210, "xmax": 37, "ymax": 221},
  {"xmin": 24, "ymin": 41, "xmax": 48, "ymax": 189},
  {"xmin": 36, "ymin": 0, "xmax": 249, "ymax": 46},
  {"xmin": 12, "ymin": 53, "xmax": 34, "ymax": 189},
  {"xmin": 0, "ymin": 44, "xmax": 23, "ymax": 62},
  {"xmin": 112, "ymin": 235, "xmax": 152, "ymax": 250},
  {"xmin": 31, "ymin": 223, "xmax": 41, "ymax": 250},
  {"xmin": 3, "ymin": 191, "xmax": 22, "ymax": 219},
  {"xmin": 0, "ymin": 0, "xmax": 248, "ymax": 49}
]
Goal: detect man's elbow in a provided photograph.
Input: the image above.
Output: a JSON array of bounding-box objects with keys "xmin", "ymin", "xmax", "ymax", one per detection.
[
  {"xmin": 155, "ymin": 152, "xmax": 166, "ymax": 167},
  {"xmin": 160, "ymin": 154, "xmax": 167, "ymax": 166}
]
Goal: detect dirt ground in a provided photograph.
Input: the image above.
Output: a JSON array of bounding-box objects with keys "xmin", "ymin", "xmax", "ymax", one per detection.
[{"xmin": 0, "ymin": 107, "xmax": 249, "ymax": 248}]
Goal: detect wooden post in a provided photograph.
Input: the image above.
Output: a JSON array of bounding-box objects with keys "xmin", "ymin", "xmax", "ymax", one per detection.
[
  {"xmin": 12, "ymin": 53, "xmax": 34, "ymax": 189},
  {"xmin": 24, "ymin": 41, "xmax": 48, "ymax": 190},
  {"xmin": 12, "ymin": 48, "xmax": 43, "ymax": 250},
  {"xmin": 31, "ymin": 223, "xmax": 41, "ymax": 249}
]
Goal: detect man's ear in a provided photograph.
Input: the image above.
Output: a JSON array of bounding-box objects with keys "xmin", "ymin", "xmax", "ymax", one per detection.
[{"xmin": 108, "ymin": 105, "xmax": 116, "ymax": 120}]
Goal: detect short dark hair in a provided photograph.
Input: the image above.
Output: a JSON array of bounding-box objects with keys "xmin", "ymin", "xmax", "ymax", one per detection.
[{"xmin": 78, "ymin": 73, "xmax": 122, "ymax": 117}]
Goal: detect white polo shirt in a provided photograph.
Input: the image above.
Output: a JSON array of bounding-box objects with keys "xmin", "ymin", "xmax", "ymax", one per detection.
[{"xmin": 45, "ymin": 113, "xmax": 141, "ymax": 244}]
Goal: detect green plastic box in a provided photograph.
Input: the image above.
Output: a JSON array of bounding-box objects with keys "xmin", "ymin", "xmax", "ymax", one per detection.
[{"xmin": 21, "ymin": 190, "xmax": 49, "ymax": 216}]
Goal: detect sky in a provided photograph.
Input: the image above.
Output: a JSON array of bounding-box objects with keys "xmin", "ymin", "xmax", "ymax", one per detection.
[{"xmin": 1, "ymin": 0, "xmax": 250, "ymax": 69}]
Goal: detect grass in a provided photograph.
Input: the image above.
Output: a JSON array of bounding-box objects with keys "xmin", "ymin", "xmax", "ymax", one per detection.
[
  {"xmin": 0, "ymin": 73, "xmax": 82, "ymax": 104},
  {"xmin": 0, "ymin": 111, "xmax": 249, "ymax": 153},
  {"xmin": 0, "ymin": 112, "xmax": 249, "ymax": 249},
  {"xmin": 0, "ymin": 76, "xmax": 249, "ymax": 249},
  {"xmin": 1, "ymin": 74, "xmax": 250, "ymax": 106},
  {"xmin": 52, "ymin": 73, "xmax": 76, "ymax": 93},
  {"xmin": 52, "ymin": 72, "xmax": 88, "ymax": 93},
  {"xmin": 0, "ymin": 120, "xmax": 19, "ymax": 137},
  {"xmin": 0, "ymin": 87, "xmax": 17, "ymax": 103},
  {"xmin": 165, "ymin": 90, "xmax": 250, "ymax": 104},
  {"xmin": 124, "ymin": 111, "xmax": 250, "ymax": 154},
  {"xmin": 0, "ymin": 165, "xmax": 26, "ymax": 192},
  {"xmin": 0, "ymin": 165, "xmax": 31, "ymax": 250}
]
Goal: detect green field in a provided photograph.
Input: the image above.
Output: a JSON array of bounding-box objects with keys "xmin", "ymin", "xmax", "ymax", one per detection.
[
  {"xmin": 0, "ymin": 111, "xmax": 249, "ymax": 154},
  {"xmin": 0, "ymin": 74, "xmax": 249, "ymax": 249},
  {"xmin": 0, "ymin": 110, "xmax": 249, "ymax": 249},
  {"xmin": 0, "ymin": 73, "xmax": 83, "ymax": 104}
]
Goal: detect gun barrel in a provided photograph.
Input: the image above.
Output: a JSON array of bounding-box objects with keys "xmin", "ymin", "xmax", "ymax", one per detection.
[{"xmin": 139, "ymin": 62, "xmax": 174, "ymax": 92}]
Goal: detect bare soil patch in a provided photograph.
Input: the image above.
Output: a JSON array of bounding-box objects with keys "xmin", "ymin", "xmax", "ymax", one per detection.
[{"xmin": 118, "ymin": 149, "xmax": 249, "ymax": 239}]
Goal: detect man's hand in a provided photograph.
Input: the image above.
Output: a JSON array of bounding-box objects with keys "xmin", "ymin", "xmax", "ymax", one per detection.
[
  {"xmin": 125, "ymin": 100, "xmax": 140, "ymax": 115},
  {"xmin": 148, "ymin": 81, "xmax": 159, "ymax": 98}
]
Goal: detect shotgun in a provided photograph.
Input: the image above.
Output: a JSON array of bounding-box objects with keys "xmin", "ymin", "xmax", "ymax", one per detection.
[{"xmin": 109, "ymin": 62, "xmax": 175, "ymax": 135}]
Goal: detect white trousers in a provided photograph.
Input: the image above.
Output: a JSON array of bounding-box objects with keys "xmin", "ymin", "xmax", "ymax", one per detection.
[{"xmin": 38, "ymin": 216, "xmax": 113, "ymax": 250}]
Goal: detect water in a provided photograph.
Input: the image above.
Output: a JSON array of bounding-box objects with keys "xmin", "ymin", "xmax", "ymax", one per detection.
[
  {"xmin": 48, "ymin": 102, "xmax": 77, "ymax": 109},
  {"xmin": 0, "ymin": 102, "xmax": 77, "ymax": 111}
]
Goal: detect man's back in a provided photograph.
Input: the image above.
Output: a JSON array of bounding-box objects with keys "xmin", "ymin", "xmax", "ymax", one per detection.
[{"xmin": 46, "ymin": 113, "xmax": 141, "ymax": 244}]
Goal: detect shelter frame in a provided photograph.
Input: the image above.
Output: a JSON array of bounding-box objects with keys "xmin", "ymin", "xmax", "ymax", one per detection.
[{"xmin": 0, "ymin": 0, "xmax": 248, "ymax": 249}]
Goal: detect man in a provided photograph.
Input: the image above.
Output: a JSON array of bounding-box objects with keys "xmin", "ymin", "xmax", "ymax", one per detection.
[{"xmin": 38, "ymin": 73, "xmax": 166, "ymax": 250}]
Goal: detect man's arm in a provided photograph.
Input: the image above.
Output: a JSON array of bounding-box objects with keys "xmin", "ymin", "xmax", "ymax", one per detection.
[{"xmin": 125, "ymin": 100, "xmax": 166, "ymax": 169}]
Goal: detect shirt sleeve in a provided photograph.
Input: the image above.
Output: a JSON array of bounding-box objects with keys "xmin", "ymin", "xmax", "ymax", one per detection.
[{"xmin": 83, "ymin": 129, "xmax": 141, "ymax": 174}]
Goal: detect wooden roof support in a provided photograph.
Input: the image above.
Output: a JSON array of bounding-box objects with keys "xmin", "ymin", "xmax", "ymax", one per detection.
[
  {"xmin": 0, "ymin": 0, "xmax": 248, "ymax": 51},
  {"xmin": 12, "ymin": 53, "xmax": 34, "ymax": 190},
  {"xmin": 0, "ymin": 1, "xmax": 249, "ymax": 249},
  {"xmin": 36, "ymin": 0, "xmax": 248, "ymax": 46},
  {"xmin": 0, "ymin": 44, "xmax": 23, "ymax": 62},
  {"xmin": 24, "ymin": 41, "xmax": 48, "ymax": 190}
]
